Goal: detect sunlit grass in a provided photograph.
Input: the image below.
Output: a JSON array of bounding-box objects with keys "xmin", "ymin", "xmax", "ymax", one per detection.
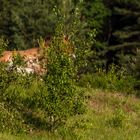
[{"xmin": 1, "ymin": 88, "xmax": 140, "ymax": 140}]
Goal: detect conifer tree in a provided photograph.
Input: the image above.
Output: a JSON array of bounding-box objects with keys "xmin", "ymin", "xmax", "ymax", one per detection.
[
  {"xmin": 0, "ymin": 0, "xmax": 57, "ymax": 50},
  {"xmin": 79, "ymin": 0, "xmax": 111, "ymax": 70},
  {"xmin": 105, "ymin": 0, "xmax": 140, "ymax": 72}
]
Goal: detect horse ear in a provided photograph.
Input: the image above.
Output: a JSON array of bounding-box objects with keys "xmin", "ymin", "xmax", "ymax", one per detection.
[
  {"xmin": 45, "ymin": 35, "xmax": 51, "ymax": 47},
  {"xmin": 64, "ymin": 35, "xmax": 68, "ymax": 41}
]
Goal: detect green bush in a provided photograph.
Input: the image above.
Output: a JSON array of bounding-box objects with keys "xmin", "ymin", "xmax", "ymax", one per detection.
[
  {"xmin": 0, "ymin": 36, "xmax": 8, "ymax": 56},
  {"xmin": 0, "ymin": 12, "xmax": 88, "ymax": 133},
  {"xmin": 0, "ymin": 63, "xmax": 46, "ymax": 133},
  {"xmin": 12, "ymin": 53, "xmax": 26, "ymax": 67},
  {"xmin": 0, "ymin": 102, "xmax": 26, "ymax": 133},
  {"xmin": 78, "ymin": 65, "xmax": 136, "ymax": 94},
  {"xmin": 36, "ymin": 21, "xmax": 85, "ymax": 131}
]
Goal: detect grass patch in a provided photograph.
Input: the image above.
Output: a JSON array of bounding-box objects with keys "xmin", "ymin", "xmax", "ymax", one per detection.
[
  {"xmin": 1, "ymin": 88, "xmax": 140, "ymax": 140},
  {"xmin": 78, "ymin": 68, "xmax": 136, "ymax": 94}
]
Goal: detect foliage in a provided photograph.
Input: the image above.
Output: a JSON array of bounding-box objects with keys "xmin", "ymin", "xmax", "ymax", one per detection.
[
  {"xmin": 104, "ymin": 0, "xmax": 140, "ymax": 73},
  {"xmin": 135, "ymin": 49, "xmax": 140, "ymax": 95},
  {"xmin": 0, "ymin": 36, "xmax": 8, "ymax": 55},
  {"xmin": 12, "ymin": 53, "xmax": 26, "ymax": 66},
  {"xmin": 79, "ymin": 0, "xmax": 111, "ymax": 70},
  {"xmin": 0, "ymin": 0, "xmax": 58, "ymax": 50},
  {"xmin": 106, "ymin": 109, "xmax": 126, "ymax": 128},
  {"xmin": 0, "ymin": 102, "xmax": 26, "ymax": 133},
  {"xmin": 81, "ymin": 0, "xmax": 110, "ymax": 33},
  {"xmin": 78, "ymin": 65, "xmax": 136, "ymax": 94},
  {"xmin": 0, "ymin": 0, "xmax": 139, "ymax": 137},
  {"xmin": 0, "ymin": 62, "xmax": 31, "ymax": 133},
  {"xmin": 0, "ymin": 9, "xmax": 88, "ymax": 132},
  {"xmin": 39, "ymin": 18, "xmax": 86, "ymax": 130},
  {"xmin": 1, "ymin": 88, "xmax": 140, "ymax": 139}
]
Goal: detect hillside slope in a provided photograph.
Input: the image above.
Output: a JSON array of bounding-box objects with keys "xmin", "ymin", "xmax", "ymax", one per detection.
[{"xmin": 1, "ymin": 88, "xmax": 140, "ymax": 140}]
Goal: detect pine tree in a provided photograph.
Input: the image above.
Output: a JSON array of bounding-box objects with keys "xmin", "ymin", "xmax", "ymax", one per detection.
[
  {"xmin": 79, "ymin": 0, "xmax": 111, "ymax": 71},
  {"xmin": 105, "ymin": 0, "xmax": 140, "ymax": 72},
  {"xmin": 0, "ymin": 0, "xmax": 57, "ymax": 50}
]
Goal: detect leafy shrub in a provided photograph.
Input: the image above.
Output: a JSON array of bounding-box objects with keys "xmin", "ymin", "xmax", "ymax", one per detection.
[
  {"xmin": 35, "ymin": 20, "xmax": 85, "ymax": 131},
  {"xmin": 0, "ymin": 102, "xmax": 26, "ymax": 133},
  {"xmin": 0, "ymin": 63, "xmax": 44, "ymax": 133},
  {"xmin": 0, "ymin": 52, "xmax": 39, "ymax": 132},
  {"xmin": 78, "ymin": 65, "xmax": 136, "ymax": 94},
  {"xmin": 0, "ymin": 11, "xmax": 89, "ymax": 133},
  {"xmin": 0, "ymin": 4, "xmax": 97, "ymax": 133},
  {"xmin": 12, "ymin": 53, "xmax": 26, "ymax": 66},
  {"xmin": 0, "ymin": 63, "xmax": 28, "ymax": 133},
  {"xmin": 0, "ymin": 36, "xmax": 8, "ymax": 56}
]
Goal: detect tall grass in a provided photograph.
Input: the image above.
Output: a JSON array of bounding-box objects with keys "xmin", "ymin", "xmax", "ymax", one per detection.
[{"xmin": 1, "ymin": 88, "xmax": 140, "ymax": 140}]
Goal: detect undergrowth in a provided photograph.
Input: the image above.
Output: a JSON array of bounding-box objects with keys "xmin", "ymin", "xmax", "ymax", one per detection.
[
  {"xmin": 0, "ymin": 11, "xmax": 90, "ymax": 133},
  {"xmin": 1, "ymin": 89, "xmax": 140, "ymax": 140},
  {"xmin": 78, "ymin": 65, "xmax": 136, "ymax": 94}
]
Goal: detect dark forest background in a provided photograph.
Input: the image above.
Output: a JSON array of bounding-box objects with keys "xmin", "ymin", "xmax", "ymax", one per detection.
[{"xmin": 0, "ymin": 0, "xmax": 139, "ymax": 86}]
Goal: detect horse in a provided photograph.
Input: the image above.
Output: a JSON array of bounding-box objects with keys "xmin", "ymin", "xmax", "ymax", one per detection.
[{"xmin": 0, "ymin": 35, "xmax": 75, "ymax": 75}]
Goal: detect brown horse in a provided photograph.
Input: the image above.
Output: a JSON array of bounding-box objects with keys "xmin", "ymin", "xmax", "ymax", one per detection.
[
  {"xmin": 0, "ymin": 35, "xmax": 75, "ymax": 74},
  {"xmin": 0, "ymin": 48, "xmax": 39, "ymax": 62}
]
